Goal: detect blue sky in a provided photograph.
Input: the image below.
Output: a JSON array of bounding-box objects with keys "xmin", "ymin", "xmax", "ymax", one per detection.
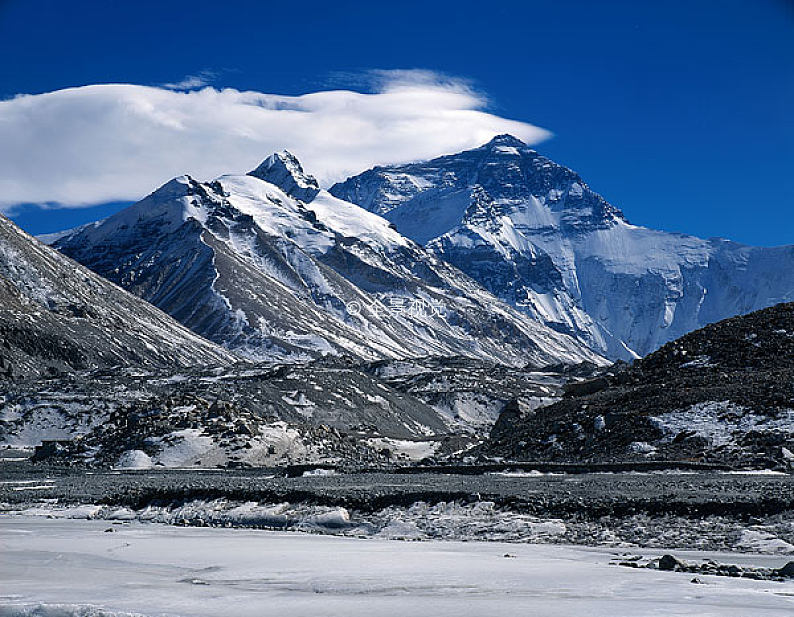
[{"xmin": 1, "ymin": 0, "xmax": 792, "ymax": 245}]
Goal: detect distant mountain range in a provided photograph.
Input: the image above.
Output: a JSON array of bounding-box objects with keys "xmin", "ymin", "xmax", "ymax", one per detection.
[
  {"xmin": 52, "ymin": 150, "xmax": 602, "ymax": 368},
  {"xmin": 3, "ymin": 134, "xmax": 793, "ymax": 470},
  {"xmin": 331, "ymin": 135, "xmax": 794, "ymax": 360},
  {"xmin": 46, "ymin": 135, "xmax": 794, "ymax": 364}
]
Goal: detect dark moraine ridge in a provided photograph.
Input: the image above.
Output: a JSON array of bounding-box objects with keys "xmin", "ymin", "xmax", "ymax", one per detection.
[{"xmin": 484, "ymin": 302, "xmax": 794, "ymax": 468}]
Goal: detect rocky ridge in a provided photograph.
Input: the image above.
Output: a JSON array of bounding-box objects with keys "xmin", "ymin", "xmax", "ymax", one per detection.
[
  {"xmin": 483, "ymin": 302, "xmax": 794, "ymax": 468},
  {"xmin": 0, "ymin": 214, "xmax": 234, "ymax": 380}
]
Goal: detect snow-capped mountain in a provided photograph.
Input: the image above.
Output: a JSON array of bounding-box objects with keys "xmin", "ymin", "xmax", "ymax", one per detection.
[
  {"xmin": 53, "ymin": 152, "xmax": 602, "ymax": 367},
  {"xmin": 0, "ymin": 214, "xmax": 234, "ymax": 380},
  {"xmin": 331, "ymin": 135, "xmax": 794, "ymax": 360}
]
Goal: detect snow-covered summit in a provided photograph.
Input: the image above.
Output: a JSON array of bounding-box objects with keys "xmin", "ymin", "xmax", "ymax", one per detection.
[
  {"xmin": 330, "ymin": 133, "xmax": 625, "ymax": 245},
  {"xmin": 67, "ymin": 175, "xmax": 215, "ymax": 249},
  {"xmin": 54, "ymin": 153, "xmax": 603, "ymax": 367},
  {"xmin": 331, "ymin": 136, "xmax": 794, "ymax": 360},
  {"xmin": 248, "ymin": 150, "xmax": 320, "ymax": 202}
]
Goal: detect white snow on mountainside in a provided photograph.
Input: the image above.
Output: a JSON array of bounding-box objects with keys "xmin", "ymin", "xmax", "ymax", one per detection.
[
  {"xmin": 53, "ymin": 152, "xmax": 603, "ymax": 367},
  {"xmin": 331, "ymin": 135, "xmax": 794, "ymax": 360}
]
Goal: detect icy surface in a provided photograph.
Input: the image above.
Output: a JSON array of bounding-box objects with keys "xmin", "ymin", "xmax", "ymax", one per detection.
[
  {"xmin": 6, "ymin": 491, "xmax": 794, "ymax": 556},
  {"xmin": 1, "ymin": 516, "xmax": 792, "ymax": 617}
]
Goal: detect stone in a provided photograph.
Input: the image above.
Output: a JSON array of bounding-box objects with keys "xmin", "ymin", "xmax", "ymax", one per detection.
[
  {"xmin": 777, "ymin": 561, "xmax": 794, "ymax": 578},
  {"xmin": 658, "ymin": 554, "xmax": 681, "ymax": 571}
]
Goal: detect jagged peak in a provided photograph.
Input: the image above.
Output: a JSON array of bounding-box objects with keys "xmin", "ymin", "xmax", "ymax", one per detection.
[
  {"xmin": 248, "ymin": 150, "xmax": 320, "ymax": 202},
  {"xmin": 52, "ymin": 174, "xmax": 218, "ymax": 250},
  {"xmin": 145, "ymin": 174, "xmax": 195, "ymax": 198},
  {"xmin": 483, "ymin": 134, "xmax": 528, "ymax": 148}
]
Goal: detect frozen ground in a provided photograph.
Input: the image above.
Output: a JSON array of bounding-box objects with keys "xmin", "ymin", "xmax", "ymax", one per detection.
[
  {"xmin": 2, "ymin": 464, "xmax": 794, "ymax": 552},
  {"xmin": 1, "ymin": 516, "xmax": 793, "ymax": 617}
]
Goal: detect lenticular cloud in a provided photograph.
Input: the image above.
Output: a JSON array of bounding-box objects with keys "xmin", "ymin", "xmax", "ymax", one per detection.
[{"xmin": 0, "ymin": 74, "xmax": 550, "ymax": 209}]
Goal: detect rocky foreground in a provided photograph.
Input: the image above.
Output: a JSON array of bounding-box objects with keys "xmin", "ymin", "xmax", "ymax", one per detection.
[
  {"xmin": 485, "ymin": 302, "xmax": 794, "ymax": 469},
  {"xmin": 3, "ymin": 457, "xmax": 794, "ymax": 556},
  {"xmin": 0, "ymin": 357, "xmax": 578, "ymax": 469}
]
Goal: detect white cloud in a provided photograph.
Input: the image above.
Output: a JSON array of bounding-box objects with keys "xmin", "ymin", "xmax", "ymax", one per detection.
[{"xmin": 0, "ymin": 72, "xmax": 551, "ymax": 209}]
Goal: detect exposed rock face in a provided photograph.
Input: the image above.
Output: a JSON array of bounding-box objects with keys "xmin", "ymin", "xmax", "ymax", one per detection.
[
  {"xmin": 53, "ymin": 158, "xmax": 603, "ymax": 368},
  {"xmin": 0, "ymin": 214, "xmax": 234, "ymax": 380},
  {"xmin": 483, "ymin": 302, "xmax": 794, "ymax": 468},
  {"xmin": 248, "ymin": 150, "xmax": 320, "ymax": 202},
  {"xmin": 331, "ymin": 135, "xmax": 794, "ymax": 360},
  {"xmin": 363, "ymin": 356, "xmax": 586, "ymax": 435}
]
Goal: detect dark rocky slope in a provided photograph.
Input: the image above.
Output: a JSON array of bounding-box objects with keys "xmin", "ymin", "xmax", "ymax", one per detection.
[
  {"xmin": 484, "ymin": 302, "xmax": 794, "ymax": 468},
  {"xmin": 0, "ymin": 214, "xmax": 234, "ymax": 380}
]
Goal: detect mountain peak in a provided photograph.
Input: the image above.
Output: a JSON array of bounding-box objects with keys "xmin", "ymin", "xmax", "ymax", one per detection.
[
  {"xmin": 248, "ymin": 150, "xmax": 320, "ymax": 202},
  {"xmin": 484, "ymin": 134, "xmax": 528, "ymax": 149}
]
